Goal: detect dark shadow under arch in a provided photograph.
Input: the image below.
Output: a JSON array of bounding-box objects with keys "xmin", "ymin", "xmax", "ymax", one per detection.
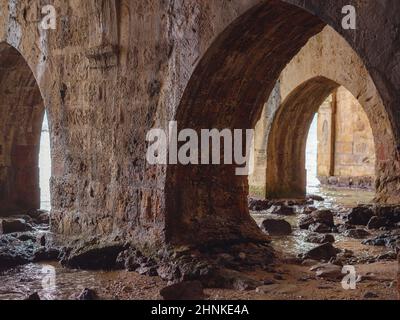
[{"xmin": 0, "ymin": 42, "xmax": 46, "ymax": 215}]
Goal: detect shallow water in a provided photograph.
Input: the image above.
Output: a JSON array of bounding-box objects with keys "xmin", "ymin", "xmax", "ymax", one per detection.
[
  {"xmin": 0, "ymin": 262, "xmax": 122, "ymax": 300},
  {"xmin": 251, "ymin": 184, "xmax": 375, "ymax": 256}
]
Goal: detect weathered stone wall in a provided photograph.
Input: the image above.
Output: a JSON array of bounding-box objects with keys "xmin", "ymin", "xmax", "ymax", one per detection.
[
  {"xmin": 317, "ymin": 87, "xmax": 376, "ymax": 189},
  {"xmin": 0, "ymin": 0, "xmax": 400, "ymax": 251}
]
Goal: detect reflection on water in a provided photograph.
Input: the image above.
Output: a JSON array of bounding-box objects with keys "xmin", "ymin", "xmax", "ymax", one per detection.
[{"xmin": 0, "ymin": 262, "xmax": 119, "ymax": 300}]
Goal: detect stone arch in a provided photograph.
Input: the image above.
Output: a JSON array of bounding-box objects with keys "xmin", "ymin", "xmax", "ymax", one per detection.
[
  {"xmin": 250, "ymin": 26, "xmax": 395, "ymax": 200},
  {"xmin": 265, "ymin": 77, "xmax": 339, "ymax": 199},
  {"xmin": 0, "ymin": 42, "xmax": 46, "ymax": 214},
  {"xmin": 165, "ymin": 1, "xmax": 400, "ymax": 247}
]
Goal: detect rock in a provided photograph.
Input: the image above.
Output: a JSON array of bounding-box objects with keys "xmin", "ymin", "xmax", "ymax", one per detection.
[
  {"xmin": 160, "ymin": 281, "xmax": 205, "ymax": 300},
  {"xmin": 17, "ymin": 232, "xmax": 38, "ymax": 242},
  {"xmin": 299, "ymin": 215, "xmax": 315, "ymax": 230},
  {"xmin": 309, "ymin": 223, "xmax": 332, "ymax": 234},
  {"xmin": 375, "ymin": 205, "xmax": 400, "ymax": 226},
  {"xmin": 337, "ymin": 224, "xmax": 356, "ymax": 233},
  {"xmin": 362, "ymin": 231, "xmax": 400, "ymax": 249},
  {"xmin": 303, "ymin": 243, "xmax": 340, "ymax": 261},
  {"xmin": 33, "ymin": 247, "xmax": 61, "ymax": 262},
  {"xmin": 267, "ymin": 205, "xmax": 296, "ymax": 216},
  {"xmin": 377, "ymin": 252, "xmax": 397, "ymax": 260},
  {"xmin": 308, "ymin": 194, "xmax": 325, "ymax": 202},
  {"xmin": 345, "ymin": 206, "xmax": 375, "ymax": 226},
  {"xmin": 367, "ymin": 216, "xmax": 387, "ymax": 230},
  {"xmin": 313, "ymin": 263, "xmax": 343, "ymax": 281},
  {"xmin": 28, "ymin": 210, "xmax": 50, "ymax": 225},
  {"xmin": 363, "ymin": 291, "xmax": 379, "ymax": 299},
  {"xmin": 302, "ymin": 259, "xmax": 319, "ymax": 266},
  {"xmin": 0, "ymin": 235, "xmax": 37, "ymax": 269},
  {"xmin": 299, "ymin": 210, "xmax": 334, "ymax": 231},
  {"xmin": 285, "ymin": 199, "xmax": 308, "ymax": 206},
  {"xmin": 77, "ymin": 288, "xmax": 98, "ymax": 300},
  {"xmin": 61, "ymin": 242, "xmax": 125, "ymax": 270},
  {"xmin": 312, "ymin": 210, "xmax": 334, "ymax": 227},
  {"xmin": 305, "ymin": 233, "xmax": 335, "ymax": 244},
  {"xmin": 0, "ymin": 219, "xmax": 33, "ymax": 235},
  {"xmin": 273, "ymin": 274, "xmax": 284, "ymax": 281},
  {"xmin": 261, "ymin": 219, "xmax": 292, "ymax": 236},
  {"xmin": 248, "ymin": 198, "xmax": 271, "ymax": 211},
  {"xmin": 297, "ymin": 206, "xmax": 317, "ymax": 215},
  {"xmin": 208, "ymin": 269, "xmax": 262, "ymax": 291},
  {"xmin": 343, "ymin": 228, "xmax": 371, "ymax": 239},
  {"xmin": 256, "ymin": 284, "xmax": 280, "ymax": 294},
  {"xmin": 24, "ymin": 292, "xmax": 41, "ymax": 300},
  {"xmin": 263, "ymin": 279, "xmax": 276, "ymax": 285}
]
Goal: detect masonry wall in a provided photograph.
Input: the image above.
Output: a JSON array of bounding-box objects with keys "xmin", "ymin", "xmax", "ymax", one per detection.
[{"xmin": 317, "ymin": 87, "xmax": 376, "ymax": 189}]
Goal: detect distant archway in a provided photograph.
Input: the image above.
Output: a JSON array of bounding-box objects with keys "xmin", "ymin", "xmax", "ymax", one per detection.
[{"xmin": 266, "ymin": 76, "xmax": 339, "ymax": 199}]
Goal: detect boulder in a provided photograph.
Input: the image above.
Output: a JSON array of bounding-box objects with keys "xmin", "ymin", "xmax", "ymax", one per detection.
[
  {"xmin": 261, "ymin": 219, "xmax": 292, "ymax": 236},
  {"xmin": 77, "ymin": 288, "xmax": 98, "ymax": 300},
  {"xmin": 267, "ymin": 205, "xmax": 296, "ymax": 216},
  {"xmin": 297, "ymin": 206, "xmax": 317, "ymax": 215},
  {"xmin": 33, "ymin": 247, "xmax": 61, "ymax": 262},
  {"xmin": 24, "ymin": 292, "xmax": 41, "ymax": 300},
  {"xmin": 61, "ymin": 242, "xmax": 125, "ymax": 270},
  {"xmin": 160, "ymin": 281, "xmax": 205, "ymax": 300},
  {"xmin": 312, "ymin": 210, "xmax": 334, "ymax": 227},
  {"xmin": 0, "ymin": 235, "xmax": 37, "ymax": 269},
  {"xmin": 207, "ymin": 269, "xmax": 262, "ymax": 291},
  {"xmin": 0, "ymin": 219, "xmax": 33, "ymax": 235},
  {"xmin": 307, "ymin": 195, "xmax": 325, "ymax": 202},
  {"xmin": 28, "ymin": 210, "xmax": 50, "ymax": 225},
  {"xmin": 363, "ymin": 232, "xmax": 400, "ymax": 249},
  {"xmin": 367, "ymin": 216, "xmax": 387, "ymax": 230},
  {"xmin": 364, "ymin": 292, "xmax": 379, "ymax": 299},
  {"xmin": 303, "ymin": 243, "xmax": 340, "ymax": 261},
  {"xmin": 309, "ymin": 223, "xmax": 332, "ymax": 234},
  {"xmin": 337, "ymin": 224, "xmax": 356, "ymax": 234},
  {"xmin": 312, "ymin": 263, "xmax": 343, "ymax": 281},
  {"xmin": 343, "ymin": 229, "xmax": 371, "ymax": 239},
  {"xmin": 375, "ymin": 206, "xmax": 400, "ymax": 225},
  {"xmin": 305, "ymin": 233, "xmax": 335, "ymax": 244},
  {"xmin": 299, "ymin": 215, "xmax": 315, "ymax": 230},
  {"xmin": 345, "ymin": 206, "xmax": 374, "ymax": 226},
  {"xmin": 248, "ymin": 198, "xmax": 271, "ymax": 211}
]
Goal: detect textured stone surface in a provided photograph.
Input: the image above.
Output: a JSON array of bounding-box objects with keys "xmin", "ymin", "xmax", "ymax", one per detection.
[
  {"xmin": 0, "ymin": 0, "xmax": 399, "ymax": 253},
  {"xmin": 317, "ymin": 87, "xmax": 376, "ymax": 186}
]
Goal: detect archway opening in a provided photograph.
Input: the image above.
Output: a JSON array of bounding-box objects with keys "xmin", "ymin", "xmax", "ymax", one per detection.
[
  {"xmin": 306, "ymin": 114, "xmax": 319, "ymax": 195},
  {"xmin": 39, "ymin": 113, "xmax": 51, "ymax": 211},
  {"xmin": 304, "ymin": 86, "xmax": 376, "ymax": 205},
  {"xmin": 0, "ymin": 42, "xmax": 49, "ymax": 216}
]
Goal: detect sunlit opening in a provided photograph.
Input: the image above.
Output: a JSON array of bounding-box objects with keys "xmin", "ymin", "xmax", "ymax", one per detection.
[{"xmin": 39, "ymin": 112, "xmax": 51, "ymax": 211}]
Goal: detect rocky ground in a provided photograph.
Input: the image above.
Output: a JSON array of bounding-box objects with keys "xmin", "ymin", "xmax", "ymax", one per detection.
[{"xmin": 0, "ymin": 196, "xmax": 399, "ymax": 300}]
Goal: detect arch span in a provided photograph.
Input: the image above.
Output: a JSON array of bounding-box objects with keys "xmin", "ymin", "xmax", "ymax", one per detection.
[
  {"xmin": 0, "ymin": 42, "xmax": 46, "ymax": 214},
  {"xmin": 165, "ymin": 2, "xmax": 400, "ymax": 247},
  {"xmin": 266, "ymin": 76, "xmax": 339, "ymax": 199},
  {"xmin": 253, "ymin": 26, "xmax": 396, "ymax": 200}
]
